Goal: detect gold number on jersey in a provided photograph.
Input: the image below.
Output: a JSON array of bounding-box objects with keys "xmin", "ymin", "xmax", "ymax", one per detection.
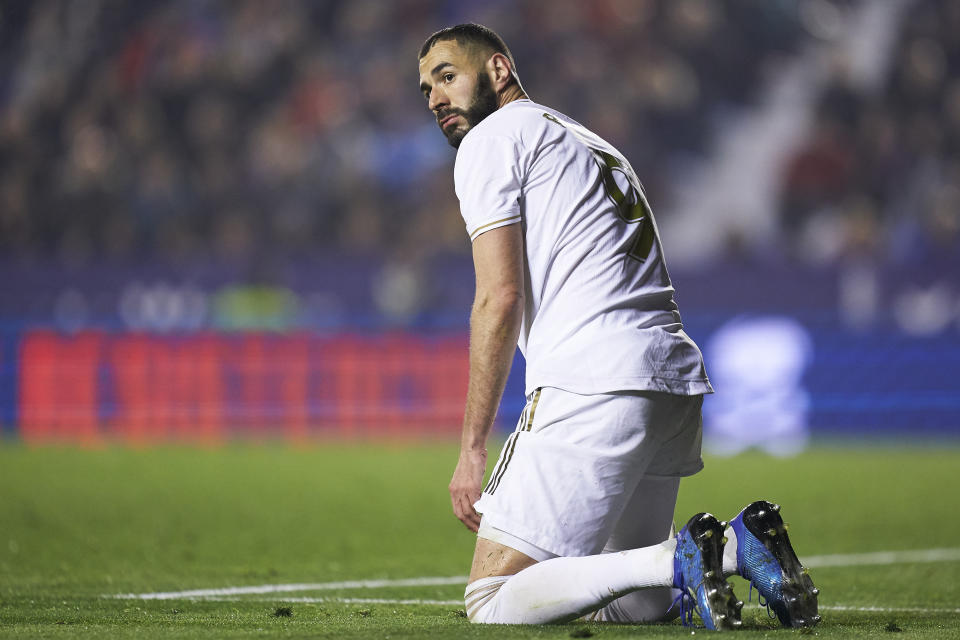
[{"xmin": 543, "ymin": 113, "xmax": 656, "ymax": 262}]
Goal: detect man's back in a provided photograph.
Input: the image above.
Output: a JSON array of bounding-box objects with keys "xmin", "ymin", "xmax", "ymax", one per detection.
[{"xmin": 454, "ymin": 99, "xmax": 711, "ymax": 396}]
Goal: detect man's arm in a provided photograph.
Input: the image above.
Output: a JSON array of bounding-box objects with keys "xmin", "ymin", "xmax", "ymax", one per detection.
[{"xmin": 449, "ymin": 222, "xmax": 525, "ymax": 532}]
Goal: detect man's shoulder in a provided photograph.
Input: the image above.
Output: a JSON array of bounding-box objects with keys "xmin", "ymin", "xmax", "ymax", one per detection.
[
  {"xmin": 472, "ymin": 100, "xmax": 561, "ymax": 140},
  {"xmin": 457, "ymin": 101, "xmax": 567, "ymax": 167}
]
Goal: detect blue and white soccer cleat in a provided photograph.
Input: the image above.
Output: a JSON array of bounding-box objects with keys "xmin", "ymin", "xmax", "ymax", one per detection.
[
  {"xmin": 729, "ymin": 500, "xmax": 821, "ymax": 628},
  {"xmin": 674, "ymin": 512, "xmax": 743, "ymax": 630}
]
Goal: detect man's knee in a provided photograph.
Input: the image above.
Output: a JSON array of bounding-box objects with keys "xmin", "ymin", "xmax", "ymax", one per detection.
[
  {"xmin": 464, "ymin": 575, "xmax": 511, "ymax": 623},
  {"xmin": 465, "ymin": 536, "xmax": 540, "ymax": 623}
]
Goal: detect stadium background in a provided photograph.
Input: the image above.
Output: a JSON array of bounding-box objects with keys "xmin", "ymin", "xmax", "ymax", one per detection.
[{"xmin": 0, "ymin": 0, "xmax": 958, "ymax": 446}]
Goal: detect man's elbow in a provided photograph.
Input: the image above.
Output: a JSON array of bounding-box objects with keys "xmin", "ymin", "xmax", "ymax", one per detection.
[{"xmin": 475, "ymin": 287, "xmax": 524, "ymax": 320}]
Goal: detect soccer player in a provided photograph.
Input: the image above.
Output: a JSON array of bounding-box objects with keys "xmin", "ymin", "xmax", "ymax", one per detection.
[{"xmin": 418, "ymin": 24, "xmax": 819, "ymax": 630}]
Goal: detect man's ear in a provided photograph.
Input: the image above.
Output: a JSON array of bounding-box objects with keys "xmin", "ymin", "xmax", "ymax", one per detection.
[{"xmin": 486, "ymin": 52, "xmax": 514, "ymax": 91}]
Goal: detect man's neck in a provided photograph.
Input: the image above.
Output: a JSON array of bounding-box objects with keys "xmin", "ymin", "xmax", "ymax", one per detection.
[{"xmin": 498, "ymin": 84, "xmax": 528, "ymax": 108}]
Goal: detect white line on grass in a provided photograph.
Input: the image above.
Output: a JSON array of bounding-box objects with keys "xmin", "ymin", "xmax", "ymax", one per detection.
[
  {"xmin": 821, "ymin": 605, "xmax": 960, "ymax": 614},
  {"xmin": 222, "ymin": 596, "xmax": 466, "ymax": 606},
  {"xmin": 112, "ymin": 576, "xmax": 468, "ymax": 600},
  {"xmin": 160, "ymin": 596, "xmax": 960, "ymax": 615},
  {"xmin": 111, "ymin": 546, "xmax": 960, "ymax": 601},
  {"xmin": 804, "ymin": 547, "xmax": 960, "ymax": 568}
]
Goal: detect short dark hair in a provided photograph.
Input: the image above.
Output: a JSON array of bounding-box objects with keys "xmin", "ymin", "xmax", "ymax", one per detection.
[{"xmin": 418, "ymin": 23, "xmax": 517, "ymax": 72}]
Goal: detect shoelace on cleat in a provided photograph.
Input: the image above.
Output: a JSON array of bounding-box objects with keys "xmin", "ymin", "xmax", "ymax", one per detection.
[
  {"xmin": 747, "ymin": 579, "xmax": 777, "ymax": 619},
  {"xmin": 671, "ymin": 588, "xmax": 698, "ymax": 627}
]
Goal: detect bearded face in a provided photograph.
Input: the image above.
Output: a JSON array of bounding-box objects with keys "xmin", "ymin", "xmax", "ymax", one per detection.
[
  {"xmin": 436, "ymin": 72, "xmax": 499, "ymax": 148},
  {"xmin": 419, "ymin": 41, "xmax": 502, "ymax": 148}
]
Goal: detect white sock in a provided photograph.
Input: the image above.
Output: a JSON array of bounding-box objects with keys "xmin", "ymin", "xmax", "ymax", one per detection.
[
  {"xmin": 587, "ymin": 587, "xmax": 682, "ymax": 622},
  {"xmin": 464, "ymin": 539, "xmax": 676, "ymax": 624},
  {"xmin": 722, "ymin": 526, "xmax": 739, "ymax": 577}
]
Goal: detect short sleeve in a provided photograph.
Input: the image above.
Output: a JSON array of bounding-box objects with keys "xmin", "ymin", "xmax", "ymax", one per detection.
[{"xmin": 454, "ymin": 134, "xmax": 523, "ymax": 241}]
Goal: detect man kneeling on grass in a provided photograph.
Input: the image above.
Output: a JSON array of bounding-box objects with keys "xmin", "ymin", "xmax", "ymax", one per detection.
[{"xmin": 417, "ymin": 23, "xmax": 820, "ymax": 630}]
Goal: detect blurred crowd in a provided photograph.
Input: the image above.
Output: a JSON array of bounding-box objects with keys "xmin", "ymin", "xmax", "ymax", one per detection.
[
  {"xmin": 0, "ymin": 0, "xmax": 807, "ymax": 266},
  {"xmin": 780, "ymin": 0, "xmax": 960, "ymax": 267},
  {"xmin": 0, "ymin": 0, "xmax": 956, "ymax": 270}
]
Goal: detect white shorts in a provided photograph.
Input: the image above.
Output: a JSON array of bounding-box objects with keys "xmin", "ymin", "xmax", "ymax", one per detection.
[{"xmin": 474, "ymin": 387, "xmax": 703, "ymax": 558}]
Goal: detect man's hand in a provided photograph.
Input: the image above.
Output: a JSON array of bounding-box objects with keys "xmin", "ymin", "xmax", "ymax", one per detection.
[{"xmin": 449, "ymin": 447, "xmax": 487, "ymax": 532}]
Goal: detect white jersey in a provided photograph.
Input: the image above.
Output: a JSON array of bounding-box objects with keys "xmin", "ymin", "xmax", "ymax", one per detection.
[{"xmin": 454, "ymin": 99, "xmax": 712, "ymax": 396}]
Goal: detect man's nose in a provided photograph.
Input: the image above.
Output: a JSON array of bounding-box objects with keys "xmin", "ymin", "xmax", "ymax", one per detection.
[{"xmin": 428, "ymin": 87, "xmax": 447, "ymax": 113}]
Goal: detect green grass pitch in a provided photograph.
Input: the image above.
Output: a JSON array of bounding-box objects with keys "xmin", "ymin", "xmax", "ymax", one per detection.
[{"xmin": 1, "ymin": 442, "xmax": 958, "ymax": 638}]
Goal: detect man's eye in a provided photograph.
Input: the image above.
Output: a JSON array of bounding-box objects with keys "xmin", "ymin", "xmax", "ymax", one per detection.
[{"xmin": 443, "ymin": 73, "xmax": 454, "ymax": 82}]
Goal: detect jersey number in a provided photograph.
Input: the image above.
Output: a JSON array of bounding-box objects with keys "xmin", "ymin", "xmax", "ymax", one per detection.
[{"xmin": 543, "ymin": 113, "xmax": 655, "ymax": 262}]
